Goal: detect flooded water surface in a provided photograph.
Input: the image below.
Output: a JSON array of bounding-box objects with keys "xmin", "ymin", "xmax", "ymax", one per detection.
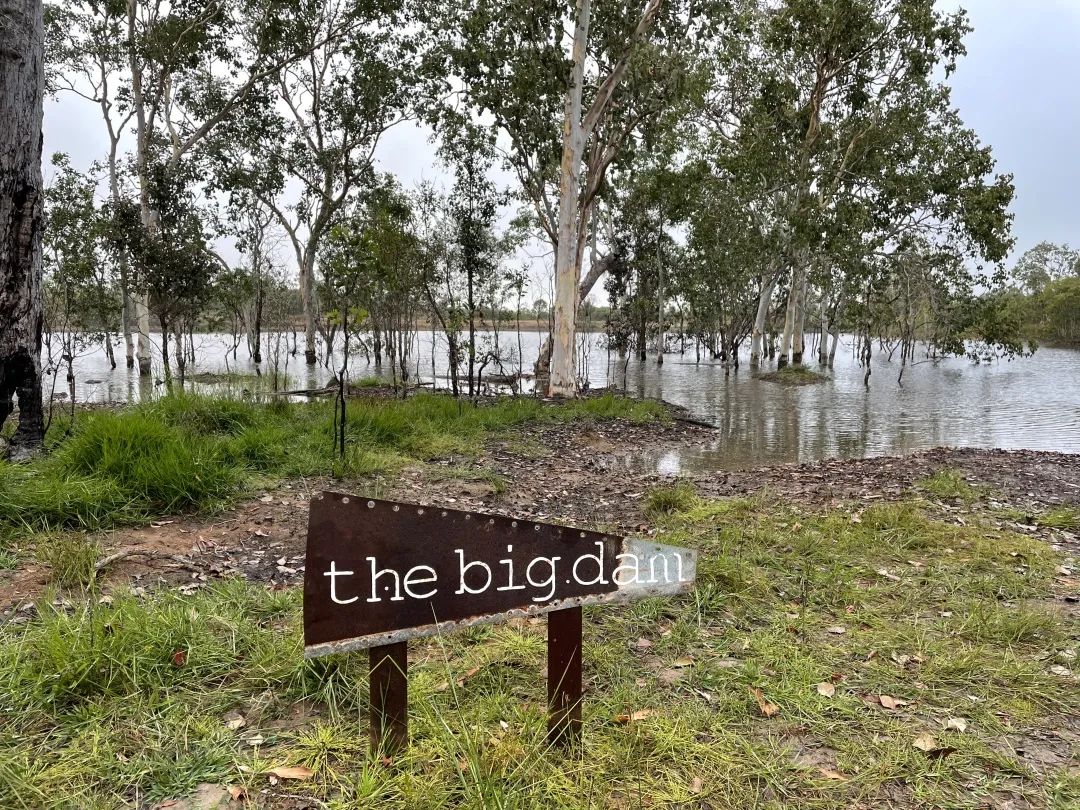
[{"xmin": 48, "ymin": 330, "xmax": 1080, "ymax": 471}]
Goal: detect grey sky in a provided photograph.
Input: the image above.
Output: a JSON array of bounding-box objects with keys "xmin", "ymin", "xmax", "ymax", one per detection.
[
  {"xmin": 940, "ymin": 0, "xmax": 1080, "ymax": 258},
  {"xmin": 42, "ymin": 1, "xmax": 1080, "ymax": 281}
]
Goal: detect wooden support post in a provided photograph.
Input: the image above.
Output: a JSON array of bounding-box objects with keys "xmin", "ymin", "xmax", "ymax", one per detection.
[
  {"xmin": 547, "ymin": 606, "xmax": 583, "ymax": 749},
  {"xmin": 369, "ymin": 641, "xmax": 408, "ymax": 756}
]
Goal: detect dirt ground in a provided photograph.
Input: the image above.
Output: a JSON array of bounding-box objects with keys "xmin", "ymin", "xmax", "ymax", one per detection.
[{"xmin": 2, "ymin": 413, "xmax": 1079, "ymax": 614}]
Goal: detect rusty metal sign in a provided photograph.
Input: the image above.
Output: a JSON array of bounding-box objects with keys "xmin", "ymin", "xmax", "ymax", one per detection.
[{"xmin": 303, "ymin": 492, "xmax": 696, "ymax": 657}]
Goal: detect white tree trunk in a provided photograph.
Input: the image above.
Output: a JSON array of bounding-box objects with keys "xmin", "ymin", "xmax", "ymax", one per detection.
[
  {"xmin": 777, "ymin": 278, "xmax": 795, "ymax": 368},
  {"xmin": 548, "ymin": 0, "xmax": 592, "ymax": 397},
  {"xmin": 300, "ymin": 250, "xmax": 317, "ymax": 365},
  {"xmin": 0, "ymin": 0, "xmax": 46, "ymax": 457},
  {"xmin": 749, "ymin": 273, "xmax": 777, "ymax": 367}
]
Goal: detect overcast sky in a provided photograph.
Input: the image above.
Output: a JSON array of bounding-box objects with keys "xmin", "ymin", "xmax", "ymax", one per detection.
[{"xmin": 42, "ymin": 1, "xmax": 1080, "ymax": 285}]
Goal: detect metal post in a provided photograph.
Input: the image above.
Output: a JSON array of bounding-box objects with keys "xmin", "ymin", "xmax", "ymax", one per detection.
[
  {"xmin": 369, "ymin": 642, "xmax": 408, "ymax": 756},
  {"xmin": 547, "ymin": 606, "xmax": 583, "ymax": 748}
]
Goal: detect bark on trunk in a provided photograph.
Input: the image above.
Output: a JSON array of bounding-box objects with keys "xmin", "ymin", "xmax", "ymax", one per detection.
[
  {"xmin": 0, "ymin": 0, "xmax": 46, "ymax": 458},
  {"xmin": 548, "ymin": 0, "xmax": 592, "ymax": 397},
  {"xmin": 299, "ymin": 251, "xmax": 317, "ymax": 366},
  {"xmin": 791, "ymin": 271, "xmax": 807, "ymax": 365},
  {"xmin": 777, "ymin": 279, "xmax": 795, "ymax": 369},
  {"xmin": 749, "ymin": 272, "xmax": 777, "ymax": 367}
]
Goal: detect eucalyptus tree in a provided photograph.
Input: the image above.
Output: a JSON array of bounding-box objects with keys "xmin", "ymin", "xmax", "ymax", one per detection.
[
  {"xmin": 45, "ymin": 0, "xmax": 139, "ymax": 366},
  {"xmin": 42, "ymin": 155, "xmax": 120, "ymax": 397},
  {"xmin": 105, "ymin": 162, "xmax": 219, "ymax": 386},
  {"xmin": 421, "ymin": 0, "xmax": 720, "ymax": 395},
  {"xmin": 1011, "ymin": 242, "xmax": 1079, "ymax": 295},
  {"xmin": 707, "ymin": 0, "xmax": 1012, "ymax": 371},
  {"xmin": 322, "ymin": 176, "xmax": 425, "ymax": 390},
  {"xmin": 680, "ymin": 164, "xmax": 767, "ymax": 368},
  {"xmin": 108, "ymin": 0, "xmax": 335, "ymax": 376},
  {"xmin": 0, "ymin": 0, "xmax": 46, "ymax": 458},
  {"xmin": 221, "ymin": 0, "xmax": 418, "ymax": 368}
]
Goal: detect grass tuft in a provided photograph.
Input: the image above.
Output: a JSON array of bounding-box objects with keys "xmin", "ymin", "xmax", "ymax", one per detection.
[
  {"xmin": 918, "ymin": 469, "xmax": 979, "ymax": 502},
  {"xmin": 645, "ymin": 480, "xmax": 698, "ymax": 518},
  {"xmin": 36, "ymin": 533, "xmax": 101, "ymax": 588}
]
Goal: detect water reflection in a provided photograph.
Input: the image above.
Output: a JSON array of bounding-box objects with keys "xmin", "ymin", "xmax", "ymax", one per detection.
[{"xmin": 47, "ymin": 330, "xmax": 1080, "ymax": 471}]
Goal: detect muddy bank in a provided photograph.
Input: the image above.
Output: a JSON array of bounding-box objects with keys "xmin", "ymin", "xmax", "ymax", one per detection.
[{"xmin": 2, "ymin": 412, "xmax": 1078, "ymax": 612}]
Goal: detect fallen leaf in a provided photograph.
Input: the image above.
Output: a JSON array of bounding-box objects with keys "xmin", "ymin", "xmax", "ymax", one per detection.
[
  {"xmin": 633, "ymin": 638, "xmax": 653, "ymax": 650},
  {"xmin": 150, "ymin": 520, "xmax": 175, "ymax": 528},
  {"xmin": 749, "ymin": 687, "xmax": 780, "ymax": 717},
  {"xmin": 879, "ymin": 695, "xmax": 908, "ymax": 710},
  {"xmin": 672, "ymin": 656, "xmax": 694, "ymax": 668},
  {"xmin": 223, "ymin": 711, "xmax": 246, "ymax": 731},
  {"xmin": 267, "ymin": 766, "xmax": 314, "ymax": 780},
  {"xmin": 816, "ymin": 682, "xmax": 836, "ymax": 697},
  {"xmin": 817, "ymin": 767, "xmax": 848, "ymax": 781},
  {"xmin": 689, "ymin": 776, "xmax": 704, "ymax": 794},
  {"xmin": 244, "ymin": 734, "xmax": 265, "ymax": 747},
  {"xmin": 946, "ymin": 717, "xmax": 967, "ymax": 733},
  {"xmin": 613, "ymin": 709, "xmax": 655, "ymax": 724},
  {"xmin": 228, "ymin": 785, "xmax": 247, "ymax": 801},
  {"xmin": 171, "ymin": 649, "xmax": 187, "ymax": 667},
  {"xmin": 876, "ymin": 569, "xmax": 902, "ymax": 582},
  {"xmin": 1049, "ymin": 665, "xmax": 1072, "ymax": 677},
  {"xmin": 826, "ymin": 626, "xmax": 846, "ymax": 635},
  {"xmin": 913, "ymin": 732, "xmax": 938, "ymax": 752}
]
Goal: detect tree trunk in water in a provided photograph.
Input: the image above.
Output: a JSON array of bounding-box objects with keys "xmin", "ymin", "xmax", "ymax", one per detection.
[
  {"xmin": 777, "ymin": 282, "xmax": 795, "ymax": 369},
  {"xmin": 104, "ymin": 331, "xmax": 116, "ymax": 369},
  {"xmin": 174, "ymin": 326, "xmax": 185, "ymax": 385},
  {"xmin": 548, "ymin": 0, "xmax": 591, "ymax": 397},
  {"xmin": 749, "ymin": 273, "xmax": 777, "ymax": 367},
  {"xmin": 818, "ymin": 304, "xmax": 830, "ymax": 365},
  {"xmin": 791, "ymin": 271, "xmax": 807, "ymax": 365},
  {"xmin": 0, "ymin": 0, "xmax": 46, "ymax": 458},
  {"xmin": 159, "ymin": 316, "xmax": 171, "ymax": 388},
  {"xmin": 299, "ymin": 251, "xmax": 317, "ymax": 365}
]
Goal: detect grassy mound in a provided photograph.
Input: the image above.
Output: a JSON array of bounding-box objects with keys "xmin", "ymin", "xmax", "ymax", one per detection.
[
  {"xmin": 759, "ymin": 366, "xmax": 830, "ymax": 386},
  {"xmin": 0, "ymin": 392, "xmax": 664, "ymax": 534}
]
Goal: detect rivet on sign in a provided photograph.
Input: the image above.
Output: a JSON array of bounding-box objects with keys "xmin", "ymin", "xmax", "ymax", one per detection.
[
  {"xmin": 534, "ymin": 525, "xmax": 541, "ymax": 532},
  {"xmin": 512, "ymin": 521, "xmax": 518, "ymax": 527},
  {"xmin": 489, "ymin": 518, "xmax": 495, "ymax": 525},
  {"xmin": 342, "ymin": 497, "xmax": 350, "ymax": 504},
  {"xmin": 392, "ymin": 505, "xmax": 400, "ymax": 512},
  {"xmin": 580, "ymin": 532, "xmax": 586, "ymax": 538},
  {"xmin": 465, "ymin": 514, "xmax": 471, "ymax": 520},
  {"xmin": 417, "ymin": 509, "xmax": 424, "ymax": 515},
  {"xmin": 367, "ymin": 500, "xmax": 374, "ymax": 508}
]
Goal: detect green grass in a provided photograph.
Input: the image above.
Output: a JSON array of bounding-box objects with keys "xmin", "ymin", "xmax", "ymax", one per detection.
[
  {"xmin": 1038, "ymin": 506, "xmax": 1079, "ymax": 530},
  {"xmin": 918, "ymin": 469, "xmax": 980, "ymax": 502},
  {"xmin": 0, "ymin": 392, "xmax": 664, "ymax": 537},
  {"xmin": 1, "ymin": 496, "xmax": 1074, "ymax": 808},
  {"xmin": 644, "ymin": 480, "xmax": 698, "ymax": 518},
  {"xmin": 35, "ymin": 533, "xmax": 101, "ymax": 588}
]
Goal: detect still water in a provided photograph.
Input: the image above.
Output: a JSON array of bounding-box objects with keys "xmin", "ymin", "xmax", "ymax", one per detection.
[{"xmin": 45, "ymin": 330, "xmax": 1080, "ymax": 471}]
